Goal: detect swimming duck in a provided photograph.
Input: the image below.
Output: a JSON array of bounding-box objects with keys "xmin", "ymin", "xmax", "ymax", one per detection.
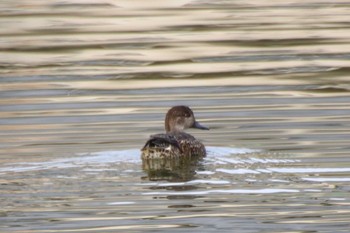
[{"xmin": 141, "ymin": 106, "xmax": 209, "ymax": 159}]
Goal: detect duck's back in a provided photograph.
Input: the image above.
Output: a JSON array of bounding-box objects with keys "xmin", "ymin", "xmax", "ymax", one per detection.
[{"xmin": 141, "ymin": 132, "xmax": 206, "ymax": 159}]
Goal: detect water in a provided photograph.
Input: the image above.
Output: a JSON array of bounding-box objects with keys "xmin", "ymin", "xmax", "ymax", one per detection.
[{"xmin": 1, "ymin": 0, "xmax": 350, "ymax": 232}]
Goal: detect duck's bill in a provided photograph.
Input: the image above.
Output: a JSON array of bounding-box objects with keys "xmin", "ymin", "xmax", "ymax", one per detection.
[{"xmin": 193, "ymin": 121, "xmax": 209, "ymax": 130}]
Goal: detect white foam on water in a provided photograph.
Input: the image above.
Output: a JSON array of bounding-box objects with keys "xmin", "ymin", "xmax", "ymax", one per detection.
[
  {"xmin": 143, "ymin": 188, "xmax": 300, "ymax": 196},
  {"xmin": 196, "ymin": 171, "xmax": 216, "ymax": 175},
  {"xmin": 187, "ymin": 179, "xmax": 231, "ymax": 185},
  {"xmin": 268, "ymin": 179, "xmax": 290, "ymax": 183},
  {"xmin": 0, "ymin": 149, "xmax": 140, "ymax": 173},
  {"xmin": 216, "ymin": 167, "xmax": 350, "ymax": 175},
  {"xmin": 0, "ymin": 146, "xmax": 346, "ymax": 176},
  {"xmin": 329, "ymin": 198, "xmax": 347, "ymax": 201},
  {"xmin": 205, "ymin": 147, "xmax": 300, "ymax": 165},
  {"xmin": 148, "ymin": 179, "xmax": 231, "ymax": 188},
  {"xmin": 107, "ymin": 202, "xmax": 135, "ymax": 205},
  {"xmin": 267, "ymin": 167, "xmax": 350, "ymax": 173},
  {"xmin": 0, "ymin": 146, "xmax": 257, "ymax": 173},
  {"xmin": 217, "ymin": 168, "xmax": 261, "ymax": 174},
  {"xmin": 206, "ymin": 146, "xmax": 259, "ymax": 157},
  {"xmin": 302, "ymin": 177, "xmax": 350, "ymax": 182}
]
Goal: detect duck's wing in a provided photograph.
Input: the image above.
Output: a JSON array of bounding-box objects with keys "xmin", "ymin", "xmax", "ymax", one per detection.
[{"xmin": 141, "ymin": 134, "xmax": 183, "ymax": 153}]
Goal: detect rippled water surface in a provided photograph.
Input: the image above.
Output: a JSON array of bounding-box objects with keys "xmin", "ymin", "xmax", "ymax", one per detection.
[{"xmin": 1, "ymin": 0, "xmax": 350, "ymax": 232}]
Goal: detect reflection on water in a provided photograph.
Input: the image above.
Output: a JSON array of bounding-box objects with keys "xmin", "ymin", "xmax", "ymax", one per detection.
[
  {"xmin": 142, "ymin": 157, "xmax": 201, "ymax": 181},
  {"xmin": 1, "ymin": 0, "xmax": 350, "ymax": 232}
]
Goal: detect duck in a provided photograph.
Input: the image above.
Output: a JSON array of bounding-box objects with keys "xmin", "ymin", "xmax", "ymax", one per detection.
[{"xmin": 141, "ymin": 106, "xmax": 209, "ymax": 159}]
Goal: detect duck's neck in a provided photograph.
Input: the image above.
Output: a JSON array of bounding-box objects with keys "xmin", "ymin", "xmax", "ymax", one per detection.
[{"xmin": 166, "ymin": 126, "xmax": 184, "ymax": 134}]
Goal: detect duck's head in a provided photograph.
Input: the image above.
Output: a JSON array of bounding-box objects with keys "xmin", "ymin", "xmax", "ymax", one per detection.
[{"xmin": 164, "ymin": 106, "xmax": 209, "ymax": 133}]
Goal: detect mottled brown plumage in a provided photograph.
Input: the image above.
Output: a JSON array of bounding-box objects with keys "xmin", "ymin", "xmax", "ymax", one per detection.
[{"xmin": 141, "ymin": 106, "xmax": 209, "ymax": 159}]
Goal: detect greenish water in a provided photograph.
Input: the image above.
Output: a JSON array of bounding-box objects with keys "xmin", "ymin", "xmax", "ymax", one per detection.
[{"xmin": 1, "ymin": 0, "xmax": 350, "ymax": 232}]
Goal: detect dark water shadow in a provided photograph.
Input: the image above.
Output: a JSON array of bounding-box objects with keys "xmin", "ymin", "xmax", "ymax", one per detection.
[{"xmin": 141, "ymin": 157, "xmax": 204, "ymax": 182}]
